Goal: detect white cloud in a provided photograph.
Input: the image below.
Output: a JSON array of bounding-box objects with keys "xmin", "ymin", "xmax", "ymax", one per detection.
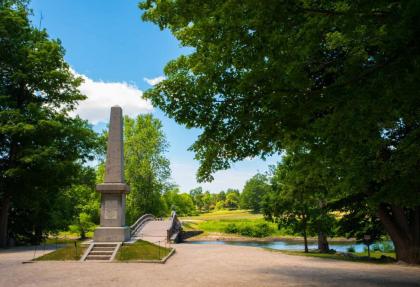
[
  {"xmin": 144, "ymin": 76, "xmax": 166, "ymax": 86},
  {"xmin": 71, "ymin": 69, "xmax": 153, "ymax": 124}
]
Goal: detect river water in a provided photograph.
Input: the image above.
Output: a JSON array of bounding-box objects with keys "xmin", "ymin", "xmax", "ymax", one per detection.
[{"xmin": 187, "ymin": 240, "xmax": 393, "ymax": 253}]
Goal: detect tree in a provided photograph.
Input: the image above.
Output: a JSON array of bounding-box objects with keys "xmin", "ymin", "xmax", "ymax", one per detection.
[
  {"xmin": 163, "ymin": 187, "xmax": 196, "ymax": 216},
  {"xmin": 201, "ymin": 191, "xmax": 212, "ymax": 212},
  {"xmin": 264, "ymin": 153, "xmax": 335, "ymax": 253},
  {"xmin": 0, "ymin": 1, "xmax": 98, "ymax": 246},
  {"xmin": 123, "ymin": 115, "xmax": 171, "ymax": 223},
  {"xmin": 241, "ymin": 173, "xmax": 270, "ymax": 213},
  {"xmin": 217, "ymin": 191, "xmax": 226, "ymax": 202},
  {"xmin": 65, "ymin": 167, "xmax": 99, "ymax": 239},
  {"xmin": 189, "ymin": 187, "xmax": 204, "ymax": 212},
  {"xmin": 225, "ymin": 192, "xmax": 239, "ymax": 210},
  {"xmin": 139, "ymin": 1, "xmax": 420, "ymax": 263},
  {"xmin": 332, "ymin": 193, "xmax": 386, "ymax": 244}
]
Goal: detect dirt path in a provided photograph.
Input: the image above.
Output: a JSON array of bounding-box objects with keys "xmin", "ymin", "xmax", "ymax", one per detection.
[{"xmin": 1, "ymin": 243, "xmax": 419, "ymax": 287}]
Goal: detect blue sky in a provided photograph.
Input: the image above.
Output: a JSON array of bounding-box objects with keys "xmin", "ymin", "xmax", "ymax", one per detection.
[{"xmin": 30, "ymin": 0, "xmax": 279, "ymax": 192}]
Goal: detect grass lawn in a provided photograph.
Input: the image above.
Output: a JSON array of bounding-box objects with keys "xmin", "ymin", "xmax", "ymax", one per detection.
[
  {"xmin": 272, "ymin": 249, "xmax": 396, "ymax": 264},
  {"xmin": 34, "ymin": 242, "xmax": 86, "ymax": 261},
  {"xmin": 117, "ymin": 240, "xmax": 172, "ymax": 261},
  {"xmin": 181, "ymin": 209, "xmax": 292, "ymax": 238}
]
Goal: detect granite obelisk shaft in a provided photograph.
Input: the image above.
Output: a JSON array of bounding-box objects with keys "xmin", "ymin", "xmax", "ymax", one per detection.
[
  {"xmin": 94, "ymin": 106, "xmax": 130, "ymax": 242},
  {"xmin": 105, "ymin": 106, "xmax": 124, "ymax": 183}
]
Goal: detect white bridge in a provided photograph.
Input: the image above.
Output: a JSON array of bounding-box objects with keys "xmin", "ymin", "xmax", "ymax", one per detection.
[{"xmin": 130, "ymin": 211, "xmax": 182, "ymax": 244}]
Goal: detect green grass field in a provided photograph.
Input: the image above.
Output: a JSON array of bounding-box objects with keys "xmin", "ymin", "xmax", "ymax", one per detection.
[
  {"xmin": 117, "ymin": 240, "xmax": 172, "ymax": 261},
  {"xmin": 35, "ymin": 242, "xmax": 86, "ymax": 261},
  {"xmin": 181, "ymin": 209, "xmax": 292, "ymax": 238}
]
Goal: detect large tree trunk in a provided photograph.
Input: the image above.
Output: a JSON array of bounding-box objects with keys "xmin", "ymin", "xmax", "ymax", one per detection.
[
  {"xmin": 0, "ymin": 196, "xmax": 11, "ymax": 247},
  {"xmin": 377, "ymin": 204, "xmax": 420, "ymax": 264},
  {"xmin": 317, "ymin": 231, "xmax": 329, "ymax": 253}
]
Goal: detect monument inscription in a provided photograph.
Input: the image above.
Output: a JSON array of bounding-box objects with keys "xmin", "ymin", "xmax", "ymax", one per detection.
[{"xmin": 104, "ymin": 199, "xmax": 118, "ymax": 220}]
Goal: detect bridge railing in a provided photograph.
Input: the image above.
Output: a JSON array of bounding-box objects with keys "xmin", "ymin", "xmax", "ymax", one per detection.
[
  {"xmin": 167, "ymin": 210, "xmax": 182, "ymax": 242},
  {"xmin": 130, "ymin": 213, "xmax": 155, "ymax": 237}
]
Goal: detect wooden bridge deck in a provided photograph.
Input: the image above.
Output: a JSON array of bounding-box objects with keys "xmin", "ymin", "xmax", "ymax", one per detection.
[{"xmin": 133, "ymin": 220, "xmax": 170, "ymax": 244}]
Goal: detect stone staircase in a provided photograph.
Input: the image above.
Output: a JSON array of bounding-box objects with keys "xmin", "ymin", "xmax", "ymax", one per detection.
[{"xmin": 81, "ymin": 242, "xmax": 121, "ymax": 261}]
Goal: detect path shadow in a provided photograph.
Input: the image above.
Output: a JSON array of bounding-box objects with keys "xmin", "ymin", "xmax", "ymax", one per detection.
[{"xmin": 251, "ymin": 264, "xmax": 420, "ymax": 287}]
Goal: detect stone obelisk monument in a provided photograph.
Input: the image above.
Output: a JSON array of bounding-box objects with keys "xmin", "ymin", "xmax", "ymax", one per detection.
[{"xmin": 94, "ymin": 106, "xmax": 130, "ymax": 242}]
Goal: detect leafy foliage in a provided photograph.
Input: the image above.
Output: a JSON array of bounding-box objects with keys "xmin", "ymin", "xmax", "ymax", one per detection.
[
  {"xmin": 240, "ymin": 173, "xmax": 270, "ymax": 213},
  {"xmin": 0, "ymin": 1, "xmax": 99, "ymax": 245},
  {"xmin": 163, "ymin": 187, "xmax": 196, "ymax": 216},
  {"xmin": 139, "ymin": 0, "xmax": 420, "ymax": 263},
  {"xmin": 224, "ymin": 222, "xmax": 273, "ymax": 238},
  {"xmin": 123, "ymin": 115, "xmax": 171, "ymax": 223}
]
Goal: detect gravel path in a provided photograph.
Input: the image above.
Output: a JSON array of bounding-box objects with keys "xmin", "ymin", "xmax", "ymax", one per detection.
[{"xmin": 1, "ymin": 243, "xmax": 419, "ymax": 287}]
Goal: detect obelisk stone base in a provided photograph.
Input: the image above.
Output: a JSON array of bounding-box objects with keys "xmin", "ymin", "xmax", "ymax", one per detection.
[{"xmin": 94, "ymin": 226, "xmax": 130, "ymax": 242}]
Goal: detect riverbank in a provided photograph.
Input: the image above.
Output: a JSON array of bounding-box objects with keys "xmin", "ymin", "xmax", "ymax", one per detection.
[
  {"xmin": 183, "ymin": 231, "xmax": 357, "ymax": 243},
  {"xmin": 181, "ymin": 210, "xmax": 359, "ymax": 243}
]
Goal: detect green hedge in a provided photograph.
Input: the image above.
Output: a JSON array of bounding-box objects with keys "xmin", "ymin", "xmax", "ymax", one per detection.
[{"xmin": 224, "ymin": 223, "xmax": 274, "ymax": 238}]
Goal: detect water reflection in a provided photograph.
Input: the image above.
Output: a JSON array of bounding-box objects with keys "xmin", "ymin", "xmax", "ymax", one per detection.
[{"xmin": 187, "ymin": 240, "xmax": 393, "ymax": 253}]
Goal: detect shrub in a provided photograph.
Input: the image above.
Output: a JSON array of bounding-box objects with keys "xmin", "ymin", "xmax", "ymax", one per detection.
[
  {"xmin": 253, "ymin": 223, "xmax": 273, "ymax": 237},
  {"xmin": 382, "ymin": 241, "xmax": 395, "ymax": 253},
  {"xmin": 239, "ymin": 225, "xmax": 254, "ymax": 237},
  {"xmin": 222, "ymin": 221, "xmax": 274, "ymax": 238},
  {"xmin": 224, "ymin": 223, "xmax": 238, "ymax": 234},
  {"xmin": 372, "ymin": 243, "xmax": 381, "ymax": 252},
  {"xmin": 347, "ymin": 246, "xmax": 355, "ymax": 253}
]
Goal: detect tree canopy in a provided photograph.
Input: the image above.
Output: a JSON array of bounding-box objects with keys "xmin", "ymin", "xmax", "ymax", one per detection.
[
  {"xmin": 140, "ymin": 0, "xmax": 420, "ymax": 263},
  {"xmin": 241, "ymin": 173, "xmax": 270, "ymax": 213},
  {"xmin": 0, "ymin": 1, "xmax": 99, "ymax": 245},
  {"xmin": 124, "ymin": 115, "xmax": 171, "ymax": 222}
]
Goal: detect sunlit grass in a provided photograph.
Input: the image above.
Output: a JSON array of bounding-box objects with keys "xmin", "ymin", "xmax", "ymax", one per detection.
[
  {"xmin": 117, "ymin": 240, "xmax": 172, "ymax": 261},
  {"xmin": 181, "ymin": 209, "xmax": 292, "ymax": 237},
  {"xmin": 182, "ymin": 209, "xmax": 263, "ymax": 221},
  {"xmin": 34, "ymin": 242, "xmax": 86, "ymax": 261}
]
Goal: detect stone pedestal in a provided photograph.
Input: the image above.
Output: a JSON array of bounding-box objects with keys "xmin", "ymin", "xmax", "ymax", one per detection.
[
  {"xmin": 94, "ymin": 183, "xmax": 130, "ymax": 242},
  {"xmin": 93, "ymin": 106, "xmax": 131, "ymax": 242},
  {"xmin": 94, "ymin": 227, "xmax": 130, "ymax": 242}
]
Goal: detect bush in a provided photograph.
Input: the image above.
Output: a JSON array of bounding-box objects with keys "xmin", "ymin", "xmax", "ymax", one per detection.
[
  {"xmin": 347, "ymin": 246, "xmax": 355, "ymax": 253},
  {"xmin": 239, "ymin": 226, "xmax": 254, "ymax": 237},
  {"xmin": 372, "ymin": 243, "xmax": 381, "ymax": 252},
  {"xmin": 252, "ymin": 223, "xmax": 273, "ymax": 237},
  {"xmin": 382, "ymin": 241, "xmax": 395, "ymax": 253},
  {"xmin": 224, "ymin": 223, "xmax": 239, "ymax": 234},
  {"xmin": 224, "ymin": 222, "xmax": 273, "ymax": 238}
]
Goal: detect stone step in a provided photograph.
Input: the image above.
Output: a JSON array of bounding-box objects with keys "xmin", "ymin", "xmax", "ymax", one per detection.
[
  {"xmin": 94, "ymin": 243, "xmax": 118, "ymax": 247},
  {"xmin": 90, "ymin": 251, "xmax": 114, "ymax": 255},
  {"xmin": 92, "ymin": 247, "xmax": 115, "ymax": 251},
  {"xmin": 81, "ymin": 242, "xmax": 121, "ymax": 261},
  {"xmin": 86, "ymin": 255, "xmax": 112, "ymax": 260}
]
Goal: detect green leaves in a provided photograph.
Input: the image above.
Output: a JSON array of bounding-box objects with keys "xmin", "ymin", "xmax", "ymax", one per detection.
[
  {"xmin": 139, "ymin": 0, "xmax": 420, "ymax": 203},
  {"xmin": 123, "ymin": 115, "xmax": 171, "ymax": 222},
  {"xmin": 0, "ymin": 2, "xmax": 99, "ymax": 245}
]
